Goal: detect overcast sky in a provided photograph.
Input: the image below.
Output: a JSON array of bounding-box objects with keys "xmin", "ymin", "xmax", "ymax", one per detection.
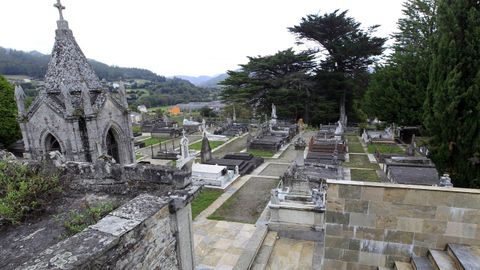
[{"xmin": 1, "ymin": 0, "xmax": 405, "ymax": 77}]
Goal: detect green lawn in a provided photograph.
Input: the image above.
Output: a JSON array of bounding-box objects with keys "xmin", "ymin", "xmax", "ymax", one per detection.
[
  {"xmin": 350, "ymin": 169, "xmax": 379, "ymax": 182},
  {"xmin": 189, "ymin": 140, "xmax": 225, "ymax": 151},
  {"xmin": 248, "ymin": 149, "xmax": 275, "ymax": 158},
  {"xmin": 348, "ymin": 142, "xmax": 365, "ymax": 153},
  {"xmin": 191, "ymin": 188, "xmax": 223, "ymax": 220},
  {"xmin": 345, "ymin": 135, "xmax": 360, "ymax": 143},
  {"xmin": 135, "ymin": 153, "xmax": 143, "ymax": 160},
  {"xmin": 141, "ymin": 137, "xmax": 169, "ymax": 147},
  {"xmin": 343, "ymin": 154, "xmax": 379, "ymax": 170},
  {"xmin": 367, "ymin": 143, "xmax": 404, "ymax": 154}
]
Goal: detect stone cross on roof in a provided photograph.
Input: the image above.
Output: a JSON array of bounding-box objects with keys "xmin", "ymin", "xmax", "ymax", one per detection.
[{"xmin": 54, "ymin": 0, "xmax": 66, "ymax": 20}]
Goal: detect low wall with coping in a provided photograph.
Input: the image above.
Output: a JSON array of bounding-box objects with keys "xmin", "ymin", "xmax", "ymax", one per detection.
[
  {"xmin": 324, "ymin": 180, "xmax": 480, "ymax": 269},
  {"xmin": 19, "ymin": 189, "xmax": 199, "ymax": 270}
]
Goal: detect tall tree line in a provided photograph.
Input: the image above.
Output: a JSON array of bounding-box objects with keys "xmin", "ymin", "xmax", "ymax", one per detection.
[
  {"xmin": 221, "ymin": 10, "xmax": 386, "ymax": 126},
  {"xmin": 365, "ymin": 0, "xmax": 479, "ymax": 187}
]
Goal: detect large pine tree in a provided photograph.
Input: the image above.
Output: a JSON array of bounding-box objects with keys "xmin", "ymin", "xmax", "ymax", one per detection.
[{"xmin": 424, "ymin": 0, "xmax": 480, "ymax": 187}]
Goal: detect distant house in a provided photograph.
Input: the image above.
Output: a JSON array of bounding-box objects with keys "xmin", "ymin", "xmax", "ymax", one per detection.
[
  {"xmin": 129, "ymin": 112, "xmax": 142, "ymax": 124},
  {"xmin": 137, "ymin": 105, "xmax": 148, "ymax": 113},
  {"xmin": 169, "ymin": 105, "xmax": 181, "ymax": 116}
]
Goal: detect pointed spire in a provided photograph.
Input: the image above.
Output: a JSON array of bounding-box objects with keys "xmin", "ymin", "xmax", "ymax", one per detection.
[
  {"xmin": 15, "ymin": 85, "xmax": 26, "ymax": 116},
  {"xmin": 45, "ymin": 0, "xmax": 103, "ymax": 94}
]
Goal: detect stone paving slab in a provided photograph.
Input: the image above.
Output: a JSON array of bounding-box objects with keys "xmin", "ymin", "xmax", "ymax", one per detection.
[{"xmin": 265, "ymin": 237, "xmax": 315, "ymax": 270}]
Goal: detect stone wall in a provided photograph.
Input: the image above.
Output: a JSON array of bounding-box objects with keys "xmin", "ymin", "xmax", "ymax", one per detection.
[
  {"xmin": 20, "ymin": 192, "xmax": 198, "ymax": 270},
  {"xmin": 324, "ymin": 180, "xmax": 480, "ymax": 269},
  {"xmin": 62, "ymin": 159, "xmax": 192, "ymax": 194}
]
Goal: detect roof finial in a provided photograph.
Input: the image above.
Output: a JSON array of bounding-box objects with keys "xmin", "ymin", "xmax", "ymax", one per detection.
[{"xmin": 54, "ymin": 0, "xmax": 66, "ymax": 20}]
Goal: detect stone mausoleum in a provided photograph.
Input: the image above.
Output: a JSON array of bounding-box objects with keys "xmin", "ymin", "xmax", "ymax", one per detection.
[{"xmin": 14, "ymin": 1, "xmax": 134, "ymax": 164}]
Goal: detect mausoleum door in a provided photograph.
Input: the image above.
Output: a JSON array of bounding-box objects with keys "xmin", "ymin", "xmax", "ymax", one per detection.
[
  {"xmin": 106, "ymin": 128, "xmax": 120, "ymax": 163},
  {"xmin": 45, "ymin": 133, "xmax": 62, "ymax": 153}
]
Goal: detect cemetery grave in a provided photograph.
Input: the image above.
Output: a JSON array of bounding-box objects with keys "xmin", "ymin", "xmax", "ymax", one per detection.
[
  {"xmin": 247, "ymin": 149, "xmax": 275, "ymax": 158},
  {"xmin": 367, "ymin": 143, "xmax": 404, "ymax": 154},
  {"xmin": 350, "ymin": 168, "xmax": 379, "ymax": 182},
  {"xmin": 208, "ymin": 177, "xmax": 279, "ymax": 224},
  {"xmin": 343, "ymin": 154, "xmax": 379, "ymax": 170}
]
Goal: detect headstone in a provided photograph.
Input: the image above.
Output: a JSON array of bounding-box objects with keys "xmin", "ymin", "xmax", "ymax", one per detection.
[
  {"xmin": 200, "ymin": 134, "xmax": 212, "ymax": 163},
  {"xmin": 14, "ymin": 85, "xmax": 26, "ymax": 116}
]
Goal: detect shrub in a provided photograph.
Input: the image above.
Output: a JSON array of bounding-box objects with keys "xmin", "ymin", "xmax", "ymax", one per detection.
[
  {"xmin": 63, "ymin": 202, "xmax": 116, "ymax": 236},
  {"xmin": 0, "ymin": 160, "xmax": 61, "ymax": 224}
]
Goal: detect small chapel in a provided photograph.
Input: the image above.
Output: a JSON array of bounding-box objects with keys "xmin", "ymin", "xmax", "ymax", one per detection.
[{"xmin": 14, "ymin": 1, "xmax": 134, "ymax": 164}]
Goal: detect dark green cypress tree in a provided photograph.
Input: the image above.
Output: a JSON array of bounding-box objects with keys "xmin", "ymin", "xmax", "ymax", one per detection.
[
  {"xmin": 0, "ymin": 75, "xmax": 21, "ymax": 148},
  {"xmin": 424, "ymin": 0, "xmax": 480, "ymax": 187}
]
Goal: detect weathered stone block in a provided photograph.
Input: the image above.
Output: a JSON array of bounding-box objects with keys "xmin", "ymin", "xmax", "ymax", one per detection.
[
  {"xmin": 412, "ymin": 232, "xmax": 438, "ymax": 248},
  {"xmin": 323, "ymin": 259, "xmax": 347, "ymax": 270},
  {"xmin": 361, "ymin": 187, "xmax": 385, "ymax": 202},
  {"xmin": 345, "ymin": 199, "xmax": 369, "ymax": 214},
  {"xmin": 358, "ymin": 251, "xmax": 387, "ymax": 267},
  {"xmin": 375, "ymin": 215, "xmax": 397, "ymax": 229},
  {"xmin": 341, "ymin": 249, "xmax": 360, "ymax": 262},
  {"xmin": 452, "ymin": 193, "xmax": 480, "ymax": 210},
  {"xmin": 349, "ymin": 239, "xmax": 361, "ymax": 251},
  {"xmin": 349, "ymin": 213, "xmax": 376, "ymax": 228},
  {"xmin": 326, "ymin": 211, "xmax": 350, "ymax": 225},
  {"xmin": 90, "ymin": 215, "xmax": 141, "ymax": 237},
  {"xmin": 422, "ymin": 220, "xmax": 447, "ymax": 234},
  {"xmin": 384, "ymin": 242, "xmax": 413, "ymax": 257},
  {"xmin": 384, "ymin": 230, "xmax": 414, "ymax": 244},
  {"xmin": 346, "ymin": 262, "xmax": 379, "ymax": 270},
  {"xmin": 325, "ymin": 247, "xmax": 343, "ymax": 260},
  {"xmin": 383, "ymin": 189, "xmax": 407, "ymax": 203},
  {"xmin": 355, "ymin": 227, "xmax": 385, "ymax": 241},
  {"xmin": 328, "ymin": 184, "xmax": 340, "ymax": 199},
  {"xmin": 325, "ymin": 236, "xmax": 350, "ymax": 249},
  {"xmin": 339, "ymin": 185, "xmax": 362, "ymax": 200},
  {"xmin": 445, "ymin": 222, "xmax": 477, "ymax": 239},
  {"xmin": 327, "ymin": 197, "xmax": 345, "ymax": 212},
  {"xmin": 396, "ymin": 217, "xmax": 424, "ymax": 233}
]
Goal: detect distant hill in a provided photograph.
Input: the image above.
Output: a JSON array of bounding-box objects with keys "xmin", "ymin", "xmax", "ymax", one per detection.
[
  {"xmin": 0, "ymin": 47, "xmax": 166, "ymax": 82},
  {"xmin": 175, "ymin": 75, "xmax": 213, "ymax": 86},
  {"xmin": 200, "ymin": 73, "xmax": 228, "ymax": 88},
  {"xmin": 175, "ymin": 73, "xmax": 228, "ymax": 88}
]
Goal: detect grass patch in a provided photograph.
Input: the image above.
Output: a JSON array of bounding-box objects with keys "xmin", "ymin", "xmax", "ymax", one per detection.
[
  {"xmin": 208, "ymin": 177, "xmax": 279, "ymax": 224},
  {"xmin": 191, "ymin": 188, "xmax": 223, "ymax": 220},
  {"xmin": 248, "ymin": 149, "xmax": 275, "ymax": 158},
  {"xmin": 345, "ymin": 135, "xmax": 360, "ymax": 143},
  {"xmin": 367, "ymin": 143, "xmax": 404, "ymax": 154},
  {"xmin": 141, "ymin": 136, "xmax": 169, "ymax": 146},
  {"xmin": 189, "ymin": 140, "xmax": 225, "ymax": 151},
  {"xmin": 135, "ymin": 153, "xmax": 143, "ymax": 160},
  {"xmin": 343, "ymin": 154, "xmax": 379, "ymax": 170},
  {"xmin": 348, "ymin": 142, "xmax": 364, "ymax": 153},
  {"xmin": 350, "ymin": 169, "xmax": 379, "ymax": 182},
  {"xmin": 63, "ymin": 202, "xmax": 116, "ymax": 237}
]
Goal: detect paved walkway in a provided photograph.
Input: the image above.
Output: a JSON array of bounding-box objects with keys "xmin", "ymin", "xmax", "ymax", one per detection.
[{"xmin": 193, "ymin": 131, "xmax": 316, "ymax": 270}]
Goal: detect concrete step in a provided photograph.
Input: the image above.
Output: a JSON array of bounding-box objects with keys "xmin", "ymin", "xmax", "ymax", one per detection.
[
  {"xmin": 394, "ymin": 261, "xmax": 413, "ymax": 270},
  {"xmin": 428, "ymin": 249, "xmax": 457, "ymax": 270},
  {"xmin": 378, "ymin": 267, "xmax": 393, "ymax": 270},
  {"xmin": 250, "ymin": 231, "xmax": 278, "ymax": 270},
  {"xmin": 447, "ymin": 244, "xmax": 480, "ymax": 270},
  {"xmin": 411, "ymin": 257, "xmax": 434, "ymax": 270}
]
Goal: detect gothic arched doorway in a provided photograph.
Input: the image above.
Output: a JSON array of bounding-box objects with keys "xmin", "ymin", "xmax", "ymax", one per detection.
[
  {"xmin": 45, "ymin": 133, "xmax": 62, "ymax": 153},
  {"xmin": 106, "ymin": 128, "xmax": 120, "ymax": 162}
]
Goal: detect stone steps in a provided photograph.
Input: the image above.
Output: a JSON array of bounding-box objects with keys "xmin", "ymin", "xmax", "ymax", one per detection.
[
  {"xmin": 428, "ymin": 249, "xmax": 456, "ymax": 270},
  {"xmin": 411, "ymin": 256, "xmax": 434, "ymax": 270},
  {"xmin": 406, "ymin": 244, "xmax": 480, "ymax": 270},
  {"xmin": 251, "ymin": 231, "xmax": 278, "ymax": 270},
  {"xmin": 394, "ymin": 261, "xmax": 413, "ymax": 270},
  {"xmin": 446, "ymin": 244, "xmax": 480, "ymax": 270}
]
